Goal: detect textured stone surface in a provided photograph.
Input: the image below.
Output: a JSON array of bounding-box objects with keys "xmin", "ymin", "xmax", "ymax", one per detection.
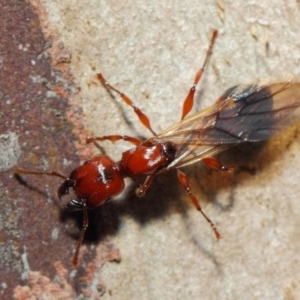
[{"xmin": 1, "ymin": 0, "xmax": 300, "ymax": 299}]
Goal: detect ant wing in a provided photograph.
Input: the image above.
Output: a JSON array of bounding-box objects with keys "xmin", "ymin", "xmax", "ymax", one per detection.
[{"xmin": 154, "ymin": 82, "xmax": 300, "ymax": 170}]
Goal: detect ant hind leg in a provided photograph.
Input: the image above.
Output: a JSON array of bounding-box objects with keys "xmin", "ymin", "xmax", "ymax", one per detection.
[
  {"xmin": 202, "ymin": 157, "xmax": 235, "ymax": 172},
  {"xmin": 181, "ymin": 30, "xmax": 218, "ymax": 120},
  {"xmin": 176, "ymin": 169, "xmax": 221, "ymax": 239}
]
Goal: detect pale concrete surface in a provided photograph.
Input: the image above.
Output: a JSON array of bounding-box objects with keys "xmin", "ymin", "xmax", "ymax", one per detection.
[{"xmin": 37, "ymin": 0, "xmax": 300, "ymax": 299}]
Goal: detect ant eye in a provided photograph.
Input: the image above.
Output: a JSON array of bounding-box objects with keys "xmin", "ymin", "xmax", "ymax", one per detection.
[
  {"xmin": 103, "ymin": 169, "xmax": 114, "ymax": 181},
  {"xmin": 97, "ymin": 165, "xmax": 114, "ymax": 183}
]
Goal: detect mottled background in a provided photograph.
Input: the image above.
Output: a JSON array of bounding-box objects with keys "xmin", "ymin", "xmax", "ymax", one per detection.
[{"xmin": 1, "ymin": 0, "xmax": 300, "ymax": 299}]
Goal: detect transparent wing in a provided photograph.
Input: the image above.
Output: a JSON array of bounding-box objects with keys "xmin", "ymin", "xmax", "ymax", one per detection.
[{"xmin": 152, "ymin": 82, "xmax": 300, "ymax": 170}]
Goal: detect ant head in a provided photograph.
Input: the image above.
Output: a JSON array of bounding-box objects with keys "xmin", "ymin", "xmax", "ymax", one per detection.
[{"xmin": 60, "ymin": 155, "xmax": 125, "ymax": 211}]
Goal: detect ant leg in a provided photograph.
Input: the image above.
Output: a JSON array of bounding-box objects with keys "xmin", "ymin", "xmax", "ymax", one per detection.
[
  {"xmin": 177, "ymin": 169, "xmax": 221, "ymax": 239},
  {"xmin": 97, "ymin": 73, "xmax": 156, "ymax": 136},
  {"xmin": 14, "ymin": 167, "xmax": 68, "ymax": 180},
  {"xmin": 136, "ymin": 175, "xmax": 155, "ymax": 197},
  {"xmin": 86, "ymin": 135, "xmax": 141, "ymax": 146},
  {"xmin": 72, "ymin": 199, "xmax": 88, "ymax": 267},
  {"xmin": 181, "ymin": 30, "xmax": 218, "ymax": 120},
  {"xmin": 202, "ymin": 157, "xmax": 235, "ymax": 172},
  {"xmin": 15, "ymin": 166, "xmax": 88, "ymax": 266}
]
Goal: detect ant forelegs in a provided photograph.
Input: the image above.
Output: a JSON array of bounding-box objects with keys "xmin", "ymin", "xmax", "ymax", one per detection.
[
  {"xmin": 176, "ymin": 169, "xmax": 221, "ymax": 239},
  {"xmin": 136, "ymin": 175, "xmax": 155, "ymax": 197},
  {"xmin": 87, "ymin": 135, "xmax": 141, "ymax": 146},
  {"xmin": 72, "ymin": 199, "xmax": 88, "ymax": 267},
  {"xmin": 14, "ymin": 166, "xmax": 87, "ymax": 266},
  {"xmin": 181, "ymin": 30, "xmax": 218, "ymax": 120},
  {"xmin": 97, "ymin": 73, "xmax": 156, "ymax": 136}
]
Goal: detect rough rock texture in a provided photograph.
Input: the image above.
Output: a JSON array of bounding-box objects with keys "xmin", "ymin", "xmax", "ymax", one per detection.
[{"xmin": 1, "ymin": 0, "xmax": 300, "ymax": 299}]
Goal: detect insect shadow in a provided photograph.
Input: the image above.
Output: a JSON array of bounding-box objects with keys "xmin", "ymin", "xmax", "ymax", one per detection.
[
  {"xmin": 60, "ymin": 139, "xmax": 269, "ymax": 252},
  {"xmin": 58, "ymin": 166, "xmax": 183, "ymax": 246},
  {"xmin": 15, "ymin": 29, "xmax": 300, "ymax": 266},
  {"xmin": 198, "ymin": 137, "xmax": 290, "ymax": 213}
]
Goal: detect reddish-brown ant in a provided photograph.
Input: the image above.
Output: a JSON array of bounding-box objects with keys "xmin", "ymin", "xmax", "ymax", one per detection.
[{"xmin": 15, "ymin": 29, "xmax": 300, "ymax": 266}]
